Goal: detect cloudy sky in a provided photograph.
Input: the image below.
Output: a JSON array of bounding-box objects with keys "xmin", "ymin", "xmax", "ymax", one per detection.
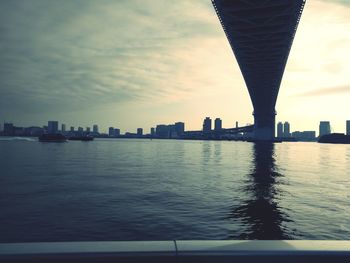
[{"xmin": 0, "ymin": 0, "xmax": 349, "ymax": 134}]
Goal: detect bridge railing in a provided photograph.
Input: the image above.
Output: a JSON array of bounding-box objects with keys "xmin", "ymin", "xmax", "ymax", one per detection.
[{"xmin": 1, "ymin": 240, "xmax": 350, "ymax": 262}]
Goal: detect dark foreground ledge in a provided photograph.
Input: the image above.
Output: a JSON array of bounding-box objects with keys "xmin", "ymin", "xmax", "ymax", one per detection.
[{"xmin": 1, "ymin": 240, "xmax": 350, "ymax": 263}]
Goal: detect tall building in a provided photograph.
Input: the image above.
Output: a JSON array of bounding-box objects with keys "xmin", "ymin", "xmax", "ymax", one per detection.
[
  {"xmin": 114, "ymin": 128, "xmax": 120, "ymax": 136},
  {"xmin": 93, "ymin": 124, "xmax": 99, "ymax": 133},
  {"xmin": 86, "ymin": 127, "xmax": 91, "ymax": 133},
  {"xmin": 347, "ymin": 120, "xmax": 350, "ymax": 136},
  {"xmin": 137, "ymin": 128, "xmax": 143, "ymax": 136},
  {"xmin": 109, "ymin": 127, "xmax": 115, "ymax": 137},
  {"xmin": 277, "ymin": 122, "xmax": 283, "ymax": 138},
  {"xmin": 156, "ymin": 125, "xmax": 170, "ymax": 138},
  {"xmin": 61, "ymin": 124, "xmax": 66, "ymax": 133},
  {"xmin": 214, "ymin": 118, "xmax": 222, "ymax": 131},
  {"xmin": 202, "ymin": 117, "xmax": 212, "ymax": 132},
  {"xmin": 319, "ymin": 121, "xmax": 331, "ymax": 137},
  {"xmin": 78, "ymin": 127, "xmax": 84, "ymax": 133},
  {"xmin": 150, "ymin": 127, "xmax": 155, "ymax": 136},
  {"xmin": 175, "ymin": 122, "xmax": 185, "ymax": 136},
  {"xmin": 48, "ymin": 121, "xmax": 58, "ymax": 134},
  {"xmin": 70, "ymin": 126, "xmax": 74, "ymax": 132},
  {"xmin": 283, "ymin": 122, "xmax": 290, "ymax": 138}
]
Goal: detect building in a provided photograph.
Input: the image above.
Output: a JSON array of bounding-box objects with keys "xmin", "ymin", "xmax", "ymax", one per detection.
[
  {"xmin": 214, "ymin": 118, "xmax": 222, "ymax": 131},
  {"xmin": 203, "ymin": 117, "xmax": 212, "ymax": 132},
  {"xmin": 319, "ymin": 121, "xmax": 331, "ymax": 137},
  {"xmin": 70, "ymin": 126, "xmax": 74, "ymax": 132},
  {"xmin": 137, "ymin": 128, "xmax": 143, "ymax": 136},
  {"xmin": 114, "ymin": 129, "xmax": 120, "ymax": 137},
  {"xmin": 86, "ymin": 127, "xmax": 91, "ymax": 133},
  {"xmin": 347, "ymin": 120, "xmax": 350, "ymax": 136},
  {"xmin": 93, "ymin": 125, "xmax": 99, "ymax": 133},
  {"xmin": 78, "ymin": 127, "xmax": 84, "ymax": 133},
  {"xmin": 150, "ymin": 127, "xmax": 155, "ymax": 136},
  {"xmin": 175, "ymin": 122, "xmax": 185, "ymax": 136},
  {"xmin": 156, "ymin": 125, "xmax": 170, "ymax": 138},
  {"xmin": 109, "ymin": 127, "xmax": 115, "ymax": 137},
  {"xmin": 283, "ymin": 122, "xmax": 290, "ymax": 138},
  {"xmin": 3, "ymin": 123, "xmax": 14, "ymax": 136},
  {"xmin": 292, "ymin": 131, "xmax": 316, "ymax": 141},
  {"xmin": 48, "ymin": 121, "xmax": 58, "ymax": 134},
  {"xmin": 277, "ymin": 122, "xmax": 283, "ymax": 138},
  {"xmin": 61, "ymin": 124, "xmax": 66, "ymax": 133}
]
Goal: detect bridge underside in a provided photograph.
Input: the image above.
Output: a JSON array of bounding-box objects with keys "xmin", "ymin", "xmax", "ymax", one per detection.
[{"xmin": 212, "ymin": 0, "xmax": 305, "ymax": 140}]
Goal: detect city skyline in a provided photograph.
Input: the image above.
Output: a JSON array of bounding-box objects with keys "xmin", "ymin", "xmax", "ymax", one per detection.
[
  {"xmin": 2, "ymin": 118, "xmax": 349, "ymax": 138},
  {"xmin": 0, "ymin": 0, "xmax": 349, "ymax": 133}
]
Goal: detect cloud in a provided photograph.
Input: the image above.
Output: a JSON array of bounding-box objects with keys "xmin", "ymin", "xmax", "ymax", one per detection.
[
  {"xmin": 0, "ymin": 0, "xmax": 221, "ymax": 115},
  {"xmin": 297, "ymin": 85, "xmax": 350, "ymax": 96}
]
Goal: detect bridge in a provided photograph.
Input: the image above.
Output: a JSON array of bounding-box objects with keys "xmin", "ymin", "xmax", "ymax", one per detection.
[
  {"xmin": 183, "ymin": 124, "xmax": 254, "ymax": 140},
  {"xmin": 211, "ymin": 0, "xmax": 306, "ymax": 140}
]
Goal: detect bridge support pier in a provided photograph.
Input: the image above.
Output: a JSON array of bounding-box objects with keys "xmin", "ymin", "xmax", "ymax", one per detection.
[{"xmin": 253, "ymin": 111, "xmax": 276, "ymax": 141}]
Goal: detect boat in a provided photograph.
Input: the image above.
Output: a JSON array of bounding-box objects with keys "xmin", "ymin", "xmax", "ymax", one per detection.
[
  {"xmin": 68, "ymin": 136, "xmax": 94, "ymax": 141},
  {"xmin": 38, "ymin": 133, "xmax": 67, "ymax": 142}
]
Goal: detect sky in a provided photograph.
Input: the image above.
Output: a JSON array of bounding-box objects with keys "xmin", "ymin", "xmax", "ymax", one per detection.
[{"xmin": 0, "ymin": 0, "xmax": 349, "ymax": 134}]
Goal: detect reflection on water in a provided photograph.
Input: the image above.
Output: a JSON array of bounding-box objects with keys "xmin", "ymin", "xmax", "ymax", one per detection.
[{"xmin": 229, "ymin": 142, "xmax": 293, "ymax": 239}]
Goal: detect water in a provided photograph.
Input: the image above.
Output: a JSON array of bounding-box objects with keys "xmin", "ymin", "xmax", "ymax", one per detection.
[{"xmin": 0, "ymin": 138, "xmax": 349, "ymax": 242}]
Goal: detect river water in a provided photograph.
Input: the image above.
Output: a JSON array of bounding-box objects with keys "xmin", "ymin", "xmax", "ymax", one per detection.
[{"xmin": 0, "ymin": 137, "xmax": 349, "ymax": 242}]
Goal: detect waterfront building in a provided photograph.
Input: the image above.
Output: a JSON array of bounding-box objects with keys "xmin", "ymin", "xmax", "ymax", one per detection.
[
  {"xmin": 292, "ymin": 131, "xmax": 316, "ymax": 141},
  {"xmin": 203, "ymin": 117, "xmax": 212, "ymax": 132},
  {"xmin": 86, "ymin": 127, "xmax": 91, "ymax": 133},
  {"xmin": 61, "ymin": 124, "xmax": 66, "ymax": 133},
  {"xmin": 319, "ymin": 121, "xmax": 331, "ymax": 137},
  {"xmin": 48, "ymin": 121, "xmax": 58, "ymax": 134},
  {"xmin": 114, "ymin": 128, "xmax": 120, "ymax": 137},
  {"xmin": 214, "ymin": 118, "xmax": 222, "ymax": 131},
  {"xmin": 283, "ymin": 122, "xmax": 291, "ymax": 138},
  {"xmin": 70, "ymin": 126, "xmax": 74, "ymax": 132},
  {"xmin": 78, "ymin": 127, "xmax": 84, "ymax": 133},
  {"xmin": 93, "ymin": 125, "xmax": 98, "ymax": 133},
  {"xmin": 175, "ymin": 122, "xmax": 185, "ymax": 136},
  {"xmin": 156, "ymin": 125, "xmax": 170, "ymax": 138},
  {"xmin": 137, "ymin": 128, "xmax": 143, "ymax": 136},
  {"xmin": 150, "ymin": 127, "xmax": 155, "ymax": 136},
  {"xmin": 277, "ymin": 122, "xmax": 283, "ymax": 138},
  {"xmin": 347, "ymin": 120, "xmax": 350, "ymax": 136},
  {"xmin": 3, "ymin": 123, "xmax": 14, "ymax": 136},
  {"xmin": 109, "ymin": 127, "xmax": 115, "ymax": 137}
]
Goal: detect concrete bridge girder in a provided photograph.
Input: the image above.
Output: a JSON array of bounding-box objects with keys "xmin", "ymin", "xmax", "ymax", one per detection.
[{"xmin": 211, "ymin": 0, "xmax": 306, "ymax": 140}]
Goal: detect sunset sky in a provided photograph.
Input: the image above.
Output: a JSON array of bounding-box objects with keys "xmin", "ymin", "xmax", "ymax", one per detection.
[{"xmin": 0, "ymin": 0, "xmax": 349, "ymax": 134}]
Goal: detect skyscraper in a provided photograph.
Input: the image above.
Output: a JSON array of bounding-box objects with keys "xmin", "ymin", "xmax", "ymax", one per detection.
[
  {"xmin": 150, "ymin": 127, "xmax": 155, "ymax": 136},
  {"xmin": 214, "ymin": 118, "xmax": 222, "ymax": 131},
  {"xmin": 109, "ymin": 127, "xmax": 114, "ymax": 137},
  {"xmin": 319, "ymin": 121, "xmax": 331, "ymax": 137},
  {"xmin": 346, "ymin": 120, "xmax": 349, "ymax": 136},
  {"xmin": 175, "ymin": 122, "xmax": 185, "ymax": 136},
  {"xmin": 137, "ymin": 128, "xmax": 143, "ymax": 136},
  {"xmin": 48, "ymin": 121, "xmax": 58, "ymax": 134},
  {"xmin": 277, "ymin": 122, "xmax": 283, "ymax": 138},
  {"xmin": 61, "ymin": 124, "xmax": 66, "ymax": 133},
  {"xmin": 283, "ymin": 122, "xmax": 290, "ymax": 138},
  {"xmin": 93, "ymin": 124, "xmax": 99, "ymax": 133},
  {"xmin": 202, "ymin": 117, "xmax": 212, "ymax": 132}
]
